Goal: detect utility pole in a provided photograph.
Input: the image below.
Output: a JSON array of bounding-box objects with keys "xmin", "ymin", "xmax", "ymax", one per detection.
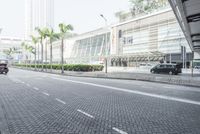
[{"xmin": 100, "ymin": 14, "xmax": 108, "ymax": 73}]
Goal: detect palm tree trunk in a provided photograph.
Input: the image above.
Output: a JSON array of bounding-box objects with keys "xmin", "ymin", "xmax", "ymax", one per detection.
[
  {"xmin": 38, "ymin": 43, "xmax": 40, "ymax": 68},
  {"xmin": 45, "ymin": 40, "xmax": 47, "ymax": 71},
  {"xmin": 61, "ymin": 38, "xmax": 64, "ymax": 74},
  {"xmin": 41, "ymin": 40, "xmax": 44, "ymax": 71},
  {"xmin": 30, "ymin": 54, "xmax": 32, "ymax": 69},
  {"xmin": 26, "ymin": 54, "xmax": 28, "ymax": 69},
  {"xmin": 34, "ymin": 44, "xmax": 37, "ymax": 70},
  {"xmin": 50, "ymin": 43, "xmax": 53, "ymax": 72}
]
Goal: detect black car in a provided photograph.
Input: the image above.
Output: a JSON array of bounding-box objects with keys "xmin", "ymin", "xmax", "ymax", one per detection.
[
  {"xmin": 150, "ymin": 63, "xmax": 181, "ymax": 75},
  {"xmin": 0, "ymin": 63, "xmax": 9, "ymax": 74},
  {"xmin": 194, "ymin": 66, "xmax": 200, "ymax": 69}
]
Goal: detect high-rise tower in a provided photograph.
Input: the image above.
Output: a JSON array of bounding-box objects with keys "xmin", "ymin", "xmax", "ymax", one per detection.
[{"xmin": 25, "ymin": 0, "xmax": 54, "ymax": 39}]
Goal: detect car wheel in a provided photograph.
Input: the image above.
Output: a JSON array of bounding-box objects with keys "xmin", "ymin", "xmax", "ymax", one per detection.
[
  {"xmin": 151, "ymin": 70, "xmax": 155, "ymax": 74},
  {"xmin": 169, "ymin": 71, "xmax": 173, "ymax": 75}
]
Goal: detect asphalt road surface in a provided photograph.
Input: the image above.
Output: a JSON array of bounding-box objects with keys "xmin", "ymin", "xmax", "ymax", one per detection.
[{"xmin": 0, "ymin": 68, "xmax": 200, "ymax": 134}]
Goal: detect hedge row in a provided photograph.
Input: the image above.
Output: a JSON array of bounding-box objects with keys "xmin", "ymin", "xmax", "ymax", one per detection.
[{"xmin": 14, "ymin": 64, "xmax": 104, "ymax": 72}]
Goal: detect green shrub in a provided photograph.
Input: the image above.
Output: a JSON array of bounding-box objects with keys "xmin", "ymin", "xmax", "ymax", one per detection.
[{"xmin": 14, "ymin": 64, "xmax": 104, "ymax": 72}]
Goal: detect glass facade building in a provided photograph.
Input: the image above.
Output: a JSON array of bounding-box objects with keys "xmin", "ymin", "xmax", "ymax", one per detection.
[
  {"xmin": 51, "ymin": 8, "xmax": 192, "ymax": 68},
  {"xmin": 110, "ymin": 8, "xmax": 192, "ymax": 67},
  {"xmin": 52, "ymin": 28, "xmax": 110, "ymax": 64}
]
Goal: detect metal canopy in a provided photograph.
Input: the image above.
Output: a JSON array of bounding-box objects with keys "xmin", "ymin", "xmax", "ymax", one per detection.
[{"xmin": 169, "ymin": 0, "xmax": 200, "ymax": 51}]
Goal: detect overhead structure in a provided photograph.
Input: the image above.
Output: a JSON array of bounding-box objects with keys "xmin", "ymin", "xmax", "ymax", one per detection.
[{"xmin": 168, "ymin": 0, "xmax": 200, "ymax": 52}]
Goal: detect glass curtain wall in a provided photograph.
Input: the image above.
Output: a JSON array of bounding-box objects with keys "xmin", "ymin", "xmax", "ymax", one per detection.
[
  {"xmin": 68, "ymin": 33, "xmax": 110, "ymax": 64},
  {"xmin": 112, "ymin": 9, "xmax": 191, "ymax": 67}
]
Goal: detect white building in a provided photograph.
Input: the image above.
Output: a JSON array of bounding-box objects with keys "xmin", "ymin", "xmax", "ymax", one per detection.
[
  {"xmin": 49, "ymin": 8, "xmax": 192, "ymax": 68},
  {"xmin": 0, "ymin": 36, "xmax": 31, "ymax": 61},
  {"xmin": 25, "ymin": 0, "xmax": 54, "ymax": 39}
]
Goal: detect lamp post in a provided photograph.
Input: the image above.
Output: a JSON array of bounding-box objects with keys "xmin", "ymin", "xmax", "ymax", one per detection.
[{"xmin": 100, "ymin": 14, "xmax": 108, "ymax": 73}]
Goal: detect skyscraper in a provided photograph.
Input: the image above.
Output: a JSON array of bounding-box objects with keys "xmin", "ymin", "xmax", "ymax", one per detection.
[{"xmin": 25, "ymin": 0, "xmax": 54, "ymax": 39}]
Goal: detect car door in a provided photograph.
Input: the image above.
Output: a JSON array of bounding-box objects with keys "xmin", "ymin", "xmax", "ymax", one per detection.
[
  {"xmin": 154, "ymin": 64, "xmax": 160, "ymax": 73},
  {"xmin": 166, "ymin": 65, "xmax": 172, "ymax": 74},
  {"xmin": 158, "ymin": 64, "xmax": 166, "ymax": 73}
]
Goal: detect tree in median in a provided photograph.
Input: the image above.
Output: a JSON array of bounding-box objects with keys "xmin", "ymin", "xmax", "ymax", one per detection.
[
  {"xmin": 58, "ymin": 23, "xmax": 73, "ymax": 74},
  {"xmin": 31, "ymin": 35, "xmax": 39, "ymax": 70},
  {"xmin": 35, "ymin": 27, "xmax": 48, "ymax": 71},
  {"xmin": 45, "ymin": 28, "xmax": 60, "ymax": 72},
  {"xmin": 21, "ymin": 42, "xmax": 35, "ymax": 68}
]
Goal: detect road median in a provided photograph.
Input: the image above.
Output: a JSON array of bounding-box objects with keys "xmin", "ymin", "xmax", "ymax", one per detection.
[{"xmin": 12, "ymin": 67, "xmax": 200, "ymax": 87}]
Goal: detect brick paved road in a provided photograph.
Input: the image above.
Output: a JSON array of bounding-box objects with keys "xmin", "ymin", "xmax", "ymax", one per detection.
[{"xmin": 0, "ymin": 68, "xmax": 200, "ymax": 134}]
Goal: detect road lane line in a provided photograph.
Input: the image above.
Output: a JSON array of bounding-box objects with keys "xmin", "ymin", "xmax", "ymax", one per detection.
[
  {"xmin": 163, "ymin": 86, "xmax": 200, "ymax": 92},
  {"xmin": 141, "ymin": 86, "xmax": 153, "ymax": 89},
  {"xmin": 164, "ymin": 86, "xmax": 178, "ymax": 89},
  {"xmin": 77, "ymin": 109, "xmax": 94, "ymax": 119},
  {"xmin": 55, "ymin": 98, "xmax": 66, "ymax": 104},
  {"xmin": 21, "ymin": 81, "xmax": 25, "ymax": 84},
  {"xmin": 42, "ymin": 92, "xmax": 49, "ymax": 96},
  {"xmin": 113, "ymin": 127, "xmax": 128, "ymax": 134},
  {"xmin": 51, "ymin": 77, "xmax": 200, "ymax": 106},
  {"xmin": 26, "ymin": 84, "xmax": 30, "ymax": 87},
  {"xmin": 33, "ymin": 87, "xmax": 39, "ymax": 91}
]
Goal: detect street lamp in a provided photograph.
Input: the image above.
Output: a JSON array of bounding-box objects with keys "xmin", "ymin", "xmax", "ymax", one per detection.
[
  {"xmin": 100, "ymin": 14, "xmax": 107, "ymax": 25},
  {"xmin": 100, "ymin": 14, "xmax": 108, "ymax": 73}
]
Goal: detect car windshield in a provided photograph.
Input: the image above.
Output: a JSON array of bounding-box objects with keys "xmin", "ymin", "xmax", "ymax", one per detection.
[{"xmin": 0, "ymin": 64, "xmax": 7, "ymax": 67}]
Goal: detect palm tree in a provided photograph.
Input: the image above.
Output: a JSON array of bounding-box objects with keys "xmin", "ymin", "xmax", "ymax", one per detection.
[
  {"xmin": 3, "ymin": 48, "xmax": 13, "ymax": 59},
  {"xmin": 45, "ymin": 28, "xmax": 59, "ymax": 72},
  {"xmin": 58, "ymin": 23, "xmax": 73, "ymax": 74},
  {"xmin": 35, "ymin": 27, "xmax": 48, "ymax": 71},
  {"xmin": 31, "ymin": 35, "xmax": 39, "ymax": 70},
  {"xmin": 21, "ymin": 42, "xmax": 35, "ymax": 68},
  {"xmin": 21, "ymin": 42, "xmax": 28, "ymax": 67}
]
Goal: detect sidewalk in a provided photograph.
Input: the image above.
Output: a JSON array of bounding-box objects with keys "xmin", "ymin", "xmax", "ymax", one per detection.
[{"xmin": 13, "ymin": 67, "xmax": 200, "ymax": 87}]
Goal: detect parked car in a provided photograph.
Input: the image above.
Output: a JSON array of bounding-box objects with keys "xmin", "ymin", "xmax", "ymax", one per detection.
[
  {"xmin": 150, "ymin": 63, "xmax": 181, "ymax": 75},
  {"xmin": 194, "ymin": 66, "xmax": 200, "ymax": 69},
  {"xmin": 0, "ymin": 63, "xmax": 9, "ymax": 74}
]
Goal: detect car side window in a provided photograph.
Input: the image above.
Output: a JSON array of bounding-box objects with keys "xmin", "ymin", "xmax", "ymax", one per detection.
[
  {"xmin": 156, "ymin": 65, "xmax": 160, "ymax": 68},
  {"xmin": 166, "ymin": 65, "xmax": 172, "ymax": 68},
  {"xmin": 160, "ymin": 65, "xmax": 165, "ymax": 68}
]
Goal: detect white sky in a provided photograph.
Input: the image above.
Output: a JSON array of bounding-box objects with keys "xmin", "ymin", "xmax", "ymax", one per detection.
[{"xmin": 0, "ymin": 0, "xmax": 130, "ymax": 38}]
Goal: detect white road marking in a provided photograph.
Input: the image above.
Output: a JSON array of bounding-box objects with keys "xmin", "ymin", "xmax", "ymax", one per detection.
[
  {"xmin": 113, "ymin": 127, "xmax": 128, "ymax": 134},
  {"xmin": 52, "ymin": 77, "xmax": 200, "ymax": 106},
  {"xmin": 55, "ymin": 98, "xmax": 66, "ymax": 104},
  {"xmin": 33, "ymin": 87, "xmax": 39, "ymax": 91},
  {"xmin": 163, "ymin": 86, "xmax": 200, "ymax": 92},
  {"xmin": 164, "ymin": 86, "xmax": 173, "ymax": 88},
  {"xmin": 26, "ymin": 84, "xmax": 30, "ymax": 87},
  {"xmin": 42, "ymin": 92, "xmax": 49, "ymax": 96},
  {"xmin": 141, "ymin": 86, "xmax": 153, "ymax": 89},
  {"xmin": 21, "ymin": 81, "xmax": 25, "ymax": 84},
  {"xmin": 77, "ymin": 109, "xmax": 94, "ymax": 119}
]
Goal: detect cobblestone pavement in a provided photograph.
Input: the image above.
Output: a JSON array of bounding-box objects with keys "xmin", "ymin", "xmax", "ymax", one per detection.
[{"xmin": 0, "ymin": 68, "xmax": 200, "ymax": 134}]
